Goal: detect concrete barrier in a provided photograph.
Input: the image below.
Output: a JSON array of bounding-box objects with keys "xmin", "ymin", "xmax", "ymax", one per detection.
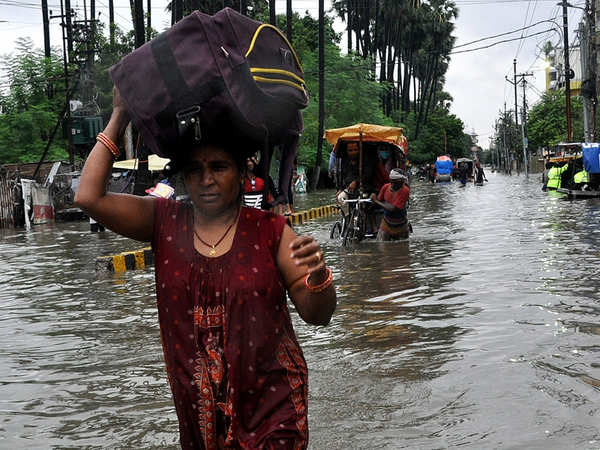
[
  {"xmin": 95, "ymin": 204, "xmax": 338, "ymax": 272},
  {"xmin": 95, "ymin": 247, "xmax": 153, "ymax": 273},
  {"xmin": 288, "ymin": 204, "xmax": 338, "ymax": 225}
]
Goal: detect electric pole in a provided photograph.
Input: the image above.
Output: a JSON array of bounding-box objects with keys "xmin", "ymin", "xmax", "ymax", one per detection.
[
  {"xmin": 521, "ymin": 77, "xmax": 533, "ymax": 178},
  {"xmin": 513, "ymin": 59, "xmax": 519, "ymax": 132},
  {"xmin": 109, "ymin": 0, "xmax": 115, "ymax": 45},
  {"xmin": 562, "ymin": 0, "xmax": 573, "ymax": 141},
  {"xmin": 585, "ymin": 0, "xmax": 597, "ymax": 140},
  {"xmin": 41, "ymin": 0, "xmax": 51, "ymax": 58},
  {"xmin": 579, "ymin": 20, "xmax": 592, "ymax": 142},
  {"xmin": 503, "ymin": 102, "xmax": 509, "ymax": 174}
]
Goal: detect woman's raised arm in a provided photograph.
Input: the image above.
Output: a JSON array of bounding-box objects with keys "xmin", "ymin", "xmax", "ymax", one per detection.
[{"xmin": 74, "ymin": 88, "xmax": 156, "ymax": 242}]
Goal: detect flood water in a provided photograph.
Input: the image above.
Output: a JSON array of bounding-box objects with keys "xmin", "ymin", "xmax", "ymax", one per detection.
[{"xmin": 1, "ymin": 171, "xmax": 599, "ymax": 449}]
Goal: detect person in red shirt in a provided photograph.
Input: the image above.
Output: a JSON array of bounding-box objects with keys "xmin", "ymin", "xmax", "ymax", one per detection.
[
  {"xmin": 370, "ymin": 169, "xmax": 410, "ymax": 240},
  {"xmin": 243, "ymin": 156, "xmax": 274, "ymax": 209}
]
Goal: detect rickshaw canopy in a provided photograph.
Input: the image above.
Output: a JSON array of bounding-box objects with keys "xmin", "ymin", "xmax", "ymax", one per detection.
[{"xmin": 324, "ymin": 123, "xmax": 407, "ymax": 153}]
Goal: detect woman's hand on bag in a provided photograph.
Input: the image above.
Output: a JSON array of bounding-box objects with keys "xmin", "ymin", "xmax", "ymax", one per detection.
[{"xmin": 111, "ymin": 86, "xmax": 130, "ymax": 133}]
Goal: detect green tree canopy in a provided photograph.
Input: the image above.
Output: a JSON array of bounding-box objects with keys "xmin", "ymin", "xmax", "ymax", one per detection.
[
  {"xmin": 0, "ymin": 38, "xmax": 69, "ymax": 163},
  {"xmin": 527, "ymin": 90, "xmax": 583, "ymax": 150}
]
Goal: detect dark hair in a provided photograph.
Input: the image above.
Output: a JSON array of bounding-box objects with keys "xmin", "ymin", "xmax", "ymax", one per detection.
[{"xmin": 165, "ymin": 133, "xmax": 251, "ymax": 177}]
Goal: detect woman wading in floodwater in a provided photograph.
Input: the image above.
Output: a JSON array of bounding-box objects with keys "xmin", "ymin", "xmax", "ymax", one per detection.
[{"xmin": 75, "ymin": 89, "xmax": 337, "ymax": 449}]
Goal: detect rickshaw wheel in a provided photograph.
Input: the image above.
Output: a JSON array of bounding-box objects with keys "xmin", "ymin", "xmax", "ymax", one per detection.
[{"xmin": 342, "ymin": 208, "xmax": 364, "ymax": 245}]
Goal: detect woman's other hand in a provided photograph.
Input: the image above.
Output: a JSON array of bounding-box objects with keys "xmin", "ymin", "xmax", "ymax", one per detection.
[
  {"xmin": 289, "ymin": 234, "xmax": 325, "ymax": 278},
  {"xmin": 277, "ymin": 226, "xmax": 336, "ymax": 326}
]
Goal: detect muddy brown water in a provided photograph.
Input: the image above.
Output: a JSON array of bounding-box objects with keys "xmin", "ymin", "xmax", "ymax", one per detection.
[{"xmin": 1, "ymin": 171, "xmax": 599, "ymax": 449}]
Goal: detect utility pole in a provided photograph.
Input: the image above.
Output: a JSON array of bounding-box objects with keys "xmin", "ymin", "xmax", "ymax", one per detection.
[
  {"xmin": 513, "ymin": 59, "xmax": 519, "ymax": 132},
  {"xmin": 507, "ymin": 63, "xmax": 533, "ymax": 176},
  {"xmin": 503, "ymin": 102, "xmax": 508, "ymax": 174},
  {"xmin": 589, "ymin": 0, "xmax": 596, "ymax": 140},
  {"xmin": 521, "ymin": 77, "xmax": 533, "ymax": 178},
  {"xmin": 562, "ymin": 0, "xmax": 573, "ymax": 141},
  {"xmin": 108, "ymin": 0, "xmax": 115, "ymax": 45},
  {"xmin": 579, "ymin": 20, "xmax": 592, "ymax": 142},
  {"xmin": 41, "ymin": 0, "xmax": 51, "ymax": 58},
  {"xmin": 52, "ymin": 0, "xmax": 74, "ymax": 165}
]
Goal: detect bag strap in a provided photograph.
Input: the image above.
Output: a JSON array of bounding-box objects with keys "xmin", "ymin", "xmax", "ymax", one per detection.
[
  {"xmin": 151, "ymin": 30, "xmax": 227, "ymax": 141},
  {"xmin": 151, "ymin": 32, "xmax": 188, "ymax": 103}
]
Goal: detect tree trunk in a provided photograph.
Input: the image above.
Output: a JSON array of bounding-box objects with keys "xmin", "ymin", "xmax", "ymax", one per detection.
[
  {"xmin": 347, "ymin": 0, "xmax": 352, "ymax": 53},
  {"xmin": 146, "ymin": 0, "xmax": 152, "ymax": 40},
  {"xmin": 312, "ymin": 0, "xmax": 325, "ymax": 191},
  {"xmin": 269, "ymin": 0, "xmax": 276, "ymax": 25},
  {"xmin": 133, "ymin": 0, "xmax": 145, "ymax": 48},
  {"xmin": 286, "ymin": 0, "xmax": 292, "ymax": 42}
]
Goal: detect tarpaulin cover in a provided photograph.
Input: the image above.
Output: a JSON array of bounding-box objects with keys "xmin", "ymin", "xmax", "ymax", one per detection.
[
  {"xmin": 435, "ymin": 159, "xmax": 454, "ymax": 175},
  {"xmin": 324, "ymin": 123, "xmax": 408, "ymax": 153},
  {"xmin": 582, "ymin": 143, "xmax": 600, "ymax": 174}
]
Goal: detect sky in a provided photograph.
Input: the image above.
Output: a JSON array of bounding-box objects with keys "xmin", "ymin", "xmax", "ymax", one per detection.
[{"xmin": 0, "ymin": 0, "xmax": 585, "ymax": 149}]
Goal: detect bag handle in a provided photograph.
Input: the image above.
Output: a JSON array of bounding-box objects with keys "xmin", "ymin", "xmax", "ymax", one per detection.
[{"xmin": 245, "ymin": 24, "xmax": 303, "ymax": 73}]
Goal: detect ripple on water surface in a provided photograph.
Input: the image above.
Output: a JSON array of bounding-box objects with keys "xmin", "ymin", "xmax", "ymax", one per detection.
[{"xmin": 1, "ymin": 174, "xmax": 600, "ymax": 449}]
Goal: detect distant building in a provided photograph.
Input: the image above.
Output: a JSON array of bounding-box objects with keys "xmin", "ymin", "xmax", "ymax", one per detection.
[{"xmin": 545, "ymin": 46, "xmax": 582, "ymax": 96}]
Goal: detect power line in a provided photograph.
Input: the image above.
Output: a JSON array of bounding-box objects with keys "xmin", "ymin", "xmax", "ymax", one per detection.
[
  {"xmin": 454, "ymin": 19, "xmax": 559, "ymax": 49},
  {"xmin": 451, "ymin": 28, "xmax": 554, "ymax": 54}
]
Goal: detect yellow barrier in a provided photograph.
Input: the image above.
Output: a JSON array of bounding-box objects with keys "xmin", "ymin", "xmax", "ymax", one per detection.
[
  {"xmin": 288, "ymin": 204, "xmax": 337, "ymax": 225},
  {"xmin": 96, "ymin": 247, "xmax": 153, "ymax": 273}
]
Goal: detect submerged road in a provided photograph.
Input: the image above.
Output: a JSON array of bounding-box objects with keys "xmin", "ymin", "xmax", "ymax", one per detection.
[{"xmin": 1, "ymin": 171, "xmax": 599, "ymax": 449}]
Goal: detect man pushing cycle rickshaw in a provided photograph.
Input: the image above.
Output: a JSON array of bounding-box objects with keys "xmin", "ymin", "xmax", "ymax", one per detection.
[{"xmin": 325, "ymin": 123, "xmax": 411, "ymax": 245}]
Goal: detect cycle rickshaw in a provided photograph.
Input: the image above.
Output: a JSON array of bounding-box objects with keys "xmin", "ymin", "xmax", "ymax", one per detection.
[{"xmin": 325, "ymin": 123, "xmax": 408, "ymax": 245}]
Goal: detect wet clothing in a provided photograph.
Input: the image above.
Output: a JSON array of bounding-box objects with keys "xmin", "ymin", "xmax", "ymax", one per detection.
[
  {"xmin": 574, "ymin": 170, "xmax": 589, "ymax": 184},
  {"xmin": 475, "ymin": 166, "xmax": 486, "ymax": 184},
  {"xmin": 153, "ymin": 199, "xmax": 308, "ymax": 449},
  {"xmin": 546, "ymin": 164, "xmax": 569, "ymax": 190},
  {"xmin": 376, "ymin": 183, "xmax": 410, "ymax": 240},
  {"xmin": 339, "ymin": 157, "xmax": 377, "ymax": 194},
  {"xmin": 457, "ymin": 166, "xmax": 468, "ymax": 185}
]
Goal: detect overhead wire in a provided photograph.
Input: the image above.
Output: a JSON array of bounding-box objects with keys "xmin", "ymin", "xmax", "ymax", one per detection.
[{"xmin": 450, "ymin": 29, "xmax": 554, "ymax": 54}]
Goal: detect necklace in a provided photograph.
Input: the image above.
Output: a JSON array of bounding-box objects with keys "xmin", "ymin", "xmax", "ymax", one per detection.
[{"xmin": 193, "ymin": 209, "xmax": 239, "ymax": 256}]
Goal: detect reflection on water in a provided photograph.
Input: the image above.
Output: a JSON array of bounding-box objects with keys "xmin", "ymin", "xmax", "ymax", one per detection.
[{"xmin": 1, "ymin": 172, "xmax": 599, "ymax": 449}]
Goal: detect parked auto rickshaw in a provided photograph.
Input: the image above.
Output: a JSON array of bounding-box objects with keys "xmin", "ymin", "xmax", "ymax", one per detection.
[{"xmin": 324, "ymin": 123, "xmax": 409, "ymax": 245}]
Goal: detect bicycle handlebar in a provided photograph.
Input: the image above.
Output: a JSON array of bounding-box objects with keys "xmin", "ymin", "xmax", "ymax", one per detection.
[{"xmin": 343, "ymin": 198, "xmax": 373, "ymax": 204}]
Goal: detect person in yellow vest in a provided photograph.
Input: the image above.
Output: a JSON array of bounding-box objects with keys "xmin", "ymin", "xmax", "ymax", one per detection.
[
  {"xmin": 573, "ymin": 169, "xmax": 589, "ymax": 190},
  {"xmin": 546, "ymin": 163, "xmax": 569, "ymax": 190}
]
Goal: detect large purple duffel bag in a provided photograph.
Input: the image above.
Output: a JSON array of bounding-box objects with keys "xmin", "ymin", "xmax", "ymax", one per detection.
[{"xmin": 109, "ymin": 7, "xmax": 307, "ymax": 161}]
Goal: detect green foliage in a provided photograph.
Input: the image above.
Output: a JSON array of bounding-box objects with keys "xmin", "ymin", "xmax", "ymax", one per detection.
[
  {"xmin": 527, "ymin": 90, "xmax": 584, "ymax": 149},
  {"xmin": 403, "ymin": 109, "xmax": 467, "ymax": 164},
  {"xmin": 0, "ymin": 9, "xmax": 466, "ymax": 171},
  {"xmin": 287, "ymin": 14, "xmax": 391, "ymax": 167},
  {"xmin": 0, "ymin": 38, "xmax": 69, "ymax": 163}
]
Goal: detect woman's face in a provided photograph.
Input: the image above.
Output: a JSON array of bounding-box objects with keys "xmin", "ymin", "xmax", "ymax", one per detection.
[
  {"xmin": 183, "ymin": 145, "xmax": 242, "ymax": 217},
  {"xmin": 347, "ymin": 143, "xmax": 359, "ymax": 160}
]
